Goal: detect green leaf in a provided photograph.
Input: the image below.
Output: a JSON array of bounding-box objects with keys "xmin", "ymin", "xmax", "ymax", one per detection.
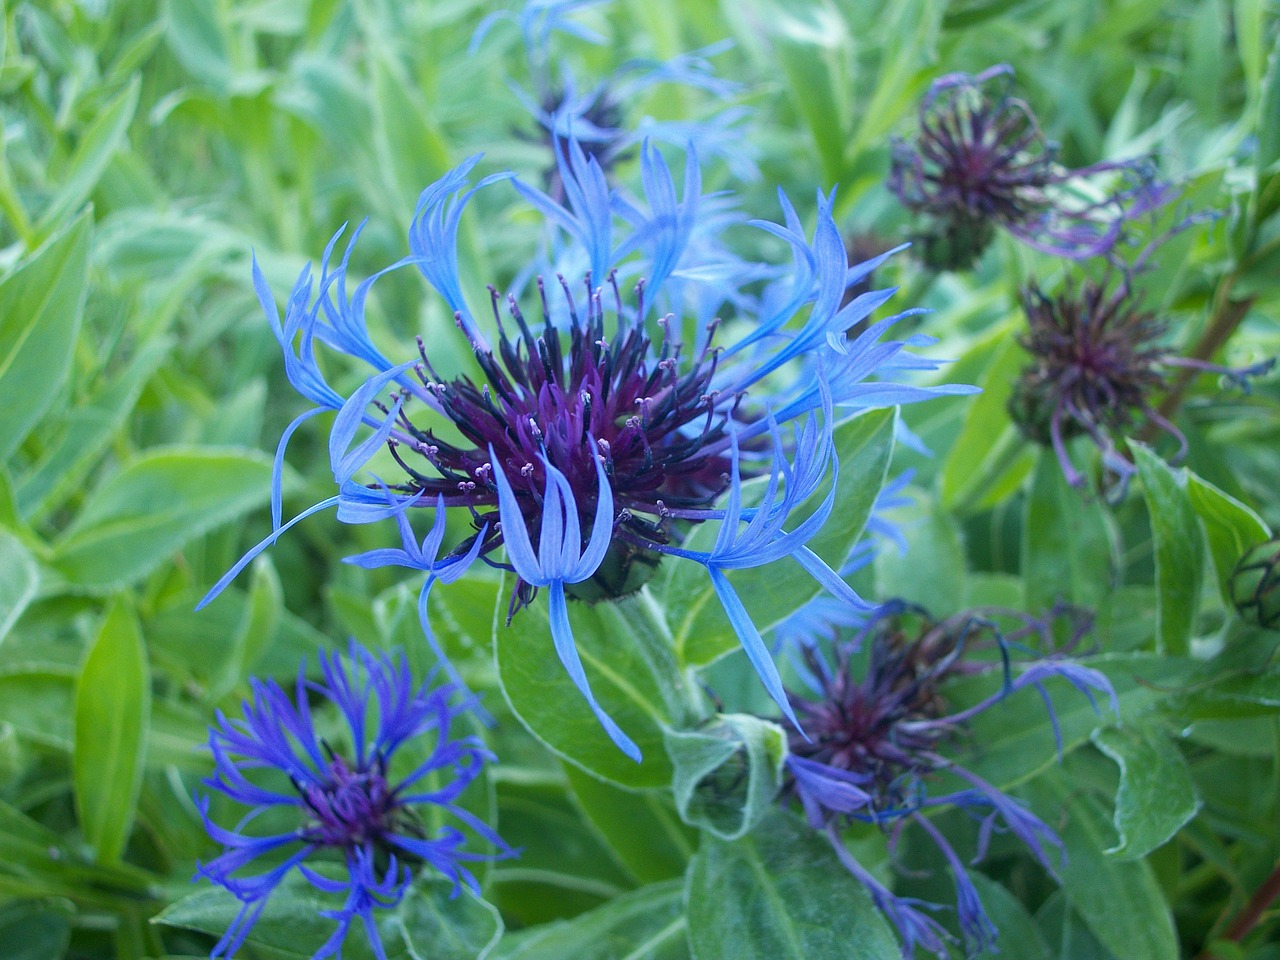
[
  {"xmin": 164, "ymin": 0, "xmax": 231, "ymax": 91},
  {"xmin": 662, "ymin": 409, "xmax": 895, "ymax": 669},
  {"xmin": 0, "ymin": 905, "xmax": 70, "ymax": 960},
  {"xmin": 1026, "ymin": 774, "xmax": 1178, "ymax": 960},
  {"xmin": 874, "ymin": 495, "xmax": 967, "ymax": 613},
  {"xmin": 490, "ymin": 777, "xmax": 635, "ymax": 926},
  {"xmin": 35, "ymin": 77, "xmax": 140, "ymax": 235},
  {"xmin": 1167, "ymin": 662, "xmax": 1280, "ymax": 720},
  {"xmin": 494, "ymin": 880, "xmax": 688, "ymax": 960},
  {"xmin": 1257, "ymin": 29, "xmax": 1280, "ymax": 173},
  {"xmin": 665, "ymin": 714, "xmax": 787, "ymax": 841},
  {"xmin": 768, "ymin": 0, "xmax": 853, "ymax": 187},
  {"xmin": 73, "ymin": 598, "xmax": 149, "ymax": 864},
  {"xmin": 940, "ymin": 332, "xmax": 1035, "ymax": 513},
  {"xmin": 1236, "ymin": 0, "xmax": 1267, "ymax": 95},
  {"xmin": 564, "ymin": 764, "xmax": 695, "ymax": 885},
  {"xmin": 496, "ymin": 586, "xmax": 684, "ymax": 789},
  {"xmin": 15, "ymin": 336, "xmax": 171, "ymax": 522},
  {"xmin": 397, "ymin": 881, "xmax": 504, "ymax": 960},
  {"xmin": 967, "ymin": 874, "xmax": 1051, "ymax": 960},
  {"xmin": 1133, "ymin": 445, "xmax": 1205, "ymax": 655},
  {"xmin": 686, "ymin": 810, "xmax": 900, "ymax": 959},
  {"xmin": 0, "ymin": 211, "xmax": 91, "ymax": 461},
  {"xmin": 157, "ymin": 875, "xmax": 500, "ymax": 960},
  {"xmin": 1022, "ymin": 450, "xmax": 1117, "ymax": 613},
  {"xmin": 212, "ymin": 555, "xmax": 282, "ymax": 698},
  {"xmin": 0, "ymin": 529, "xmax": 37, "ymax": 645},
  {"xmin": 52, "ymin": 446, "xmax": 272, "ymax": 591},
  {"xmin": 1091, "ymin": 723, "xmax": 1201, "ymax": 860},
  {"xmin": 1185, "ymin": 472, "xmax": 1270, "ymax": 605}
]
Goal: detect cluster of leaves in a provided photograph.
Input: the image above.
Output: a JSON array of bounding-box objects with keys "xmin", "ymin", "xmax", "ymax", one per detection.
[{"xmin": 1, "ymin": 0, "xmax": 1279, "ymax": 958}]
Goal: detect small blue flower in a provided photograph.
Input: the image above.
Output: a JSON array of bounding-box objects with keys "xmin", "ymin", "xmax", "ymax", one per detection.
[
  {"xmin": 196, "ymin": 641, "xmax": 513, "ymax": 960},
  {"xmin": 777, "ymin": 605, "xmax": 1116, "ymax": 958}
]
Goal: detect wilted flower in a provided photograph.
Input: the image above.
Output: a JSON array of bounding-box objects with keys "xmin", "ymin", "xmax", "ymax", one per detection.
[
  {"xmin": 196, "ymin": 641, "xmax": 512, "ymax": 959},
  {"xmin": 888, "ymin": 65, "xmax": 1167, "ymax": 270},
  {"xmin": 200, "ymin": 140, "xmax": 975, "ymax": 760},
  {"xmin": 1009, "ymin": 274, "xmax": 1272, "ymax": 499},
  {"xmin": 779, "ymin": 605, "xmax": 1115, "ymax": 958}
]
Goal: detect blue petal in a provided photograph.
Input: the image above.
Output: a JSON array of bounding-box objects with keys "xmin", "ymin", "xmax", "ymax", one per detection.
[{"xmin": 547, "ymin": 581, "xmax": 641, "ymax": 761}]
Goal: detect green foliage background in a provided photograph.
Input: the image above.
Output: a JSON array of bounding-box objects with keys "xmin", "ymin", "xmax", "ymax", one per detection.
[{"xmin": 2, "ymin": 0, "xmax": 1280, "ymax": 957}]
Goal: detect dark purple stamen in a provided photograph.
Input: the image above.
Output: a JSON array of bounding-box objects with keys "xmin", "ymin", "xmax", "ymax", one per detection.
[{"xmin": 380, "ymin": 273, "xmax": 738, "ymax": 602}]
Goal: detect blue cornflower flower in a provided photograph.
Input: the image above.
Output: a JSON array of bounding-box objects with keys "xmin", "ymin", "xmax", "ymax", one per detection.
[
  {"xmin": 778, "ymin": 605, "xmax": 1116, "ymax": 958},
  {"xmin": 889, "ymin": 65, "xmax": 1171, "ymax": 270},
  {"xmin": 201, "ymin": 140, "xmax": 975, "ymax": 760},
  {"xmin": 196, "ymin": 641, "xmax": 513, "ymax": 959},
  {"xmin": 474, "ymin": 0, "xmax": 754, "ymax": 188}
]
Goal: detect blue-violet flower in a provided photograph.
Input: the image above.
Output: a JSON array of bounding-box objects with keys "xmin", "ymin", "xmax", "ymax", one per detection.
[
  {"xmin": 196, "ymin": 641, "xmax": 512, "ymax": 959},
  {"xmin": 889, "ymin": 64, "xmax": 1169, "ymax": 269},
  {"xmin": 779, "ymin": 605, "xmax": 1115, "ymax": 958}
]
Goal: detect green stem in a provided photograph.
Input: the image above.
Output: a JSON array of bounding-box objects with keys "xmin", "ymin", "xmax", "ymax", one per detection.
[{"xmin": 1154, "ymin": 273, "xmax": 1255, "ymax": 427}]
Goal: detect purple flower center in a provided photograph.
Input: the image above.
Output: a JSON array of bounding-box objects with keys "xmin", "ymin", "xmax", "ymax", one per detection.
[
  {"xmin": 389, "ymin": 275, "xmax": 736, "ymax": 597},
  {"xmin": 786, "ymin": 622, "xmax": 967, "ymax": 808},
  {"xmin": 301, "ymin": 756, "xmax": 396, "ymax": 849}
]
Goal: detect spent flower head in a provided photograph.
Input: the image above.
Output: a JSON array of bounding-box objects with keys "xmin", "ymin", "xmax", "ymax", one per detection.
[
  {"xmin": 1009, "ymin": 260, "xmax": 1273, "ymax": 499},
  {"xmin": 200, "ymin": 139, "xmax": 976, "ymax": 761},
  {"xmin": 889, "ymin": 64, "xmax": 1169, "ymax": 270},
  {"xmin": 196, "ymin": 641, "xmax": 512, "ymax": 959},
  {"xmin": 778, "ymin": 604, "xmax": 1114, "ymax": 958}
]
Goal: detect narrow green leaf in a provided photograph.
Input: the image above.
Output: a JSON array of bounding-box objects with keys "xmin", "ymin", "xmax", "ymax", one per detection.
[
  {"xmin": 940, "ymin": 333, "xmax": 1031, "ymax": 512},
  {"xmin": 564, "ymin": 764, "xmax": 695, "ymax": 885},
  {"xmin": 769, "ymin": 1, "xmax": 852, "ymax": 187},
  {"xmin": 35, "ymin": 77, "xmax": 140, "ymax": 234},
  {"xmin": 213, "ymin": 555, "xmax": 282, "ymax": 699},
  {"xmin": 1235, "ymin": 0, "xmax": 1266, "ymax": 95},
  {"xmin": 52, "ymin": 446, "xmax": 272, "ymax": 591},
  {"xmin": 0, "ymin": 211, "xmax": 91, "ymax": 460},
  {"xmin": 496, "ymin": 586, "xmax": 683, "ymax": 789},
  {"xmin": 1091, "ymin": 724, "xmax": 1201, "ymax": 860},
  {"xmin": 685, "ymin": 811, "xmax": 900, "ymax": 960},
  {"xmin": 73, "ymin": 597, "xmax": 150, "ymax": 863},
  {"xmin": 1027, "ymin": 774, "xmax": 1178, "ymax": 960},
  {"xmin": 0, "ymin": 528, "xmax": 37, "ymax": 645},
  {"xmin": 1133, "ymin": 445, "xmax": 1205, "ymax": 655},
  {"xmin": 494, "ymin": 881, "xmax": 687, "ymax": 960},
  {"xmin": 874, "ymin": 496, "xmax": 967, "ymax": 614},
  {"xmin": 1257, "ymin": 29, "xmax": 1280, "ymax": 172},
  {"xmin": 1022, "ymin": 450, "xmax": 1117, "ymax": 613},
  {"xmin": 164, "ymin": 0, "xmax": 231, "ymax": 91},
  {"xmin": 1185, "ymin": 472, "xmax": 1270, "ymax": 604},
  {"xmin": 15, "ymin": 336, "xmax": 171, "ymax": 522},
  {"xmin": 662, "ymin": 409, "xmax": 895, "ymax": 669},
  {"xmin": 665, "ymin": 714, "xmax": 787, "ymax": 841}
]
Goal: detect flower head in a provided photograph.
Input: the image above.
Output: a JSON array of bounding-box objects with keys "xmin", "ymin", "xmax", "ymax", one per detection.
[
  {"xmin": 1009, "ymin": 274, "xmax": 1273, "ymax": 499},
  {"xmin": 201, "ymin": 141, "xmax": 975, "ymax": 760},
  {"xmin": 889, "ymin": 65, "xmax": 1167, "ymax": 269},
  {"xmin": 777, "ymin": 604, "xmax": 1114, "ymax": 958},
  {"xmin": 474, "ymin": 1, "xmax": 753, "ymax": 189},
  {"xmin": 196, "ymin": 641, "xmax": 513, "ymax": 959}
]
